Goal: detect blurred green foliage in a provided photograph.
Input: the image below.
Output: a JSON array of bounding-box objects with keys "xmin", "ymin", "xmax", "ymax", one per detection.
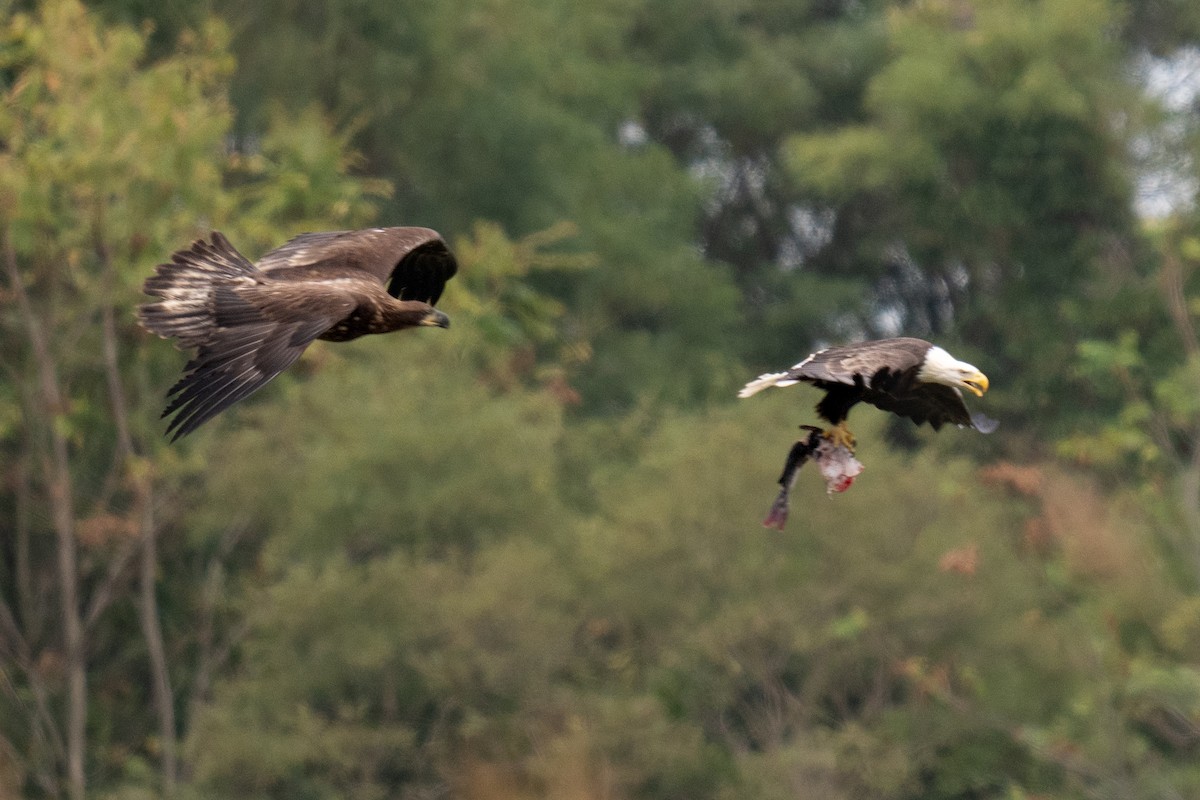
[{"xmin": 1, "ymin": 0, "xmax": 1200, "ymax": 798}]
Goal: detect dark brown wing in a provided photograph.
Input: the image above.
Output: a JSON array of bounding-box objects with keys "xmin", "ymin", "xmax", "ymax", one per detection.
[
  {"xmin": 160, "ymin": 285, "xmax": 354, "ymax": 441},
  {"xmin": 864, "ymin": 383, "xmax": 973, "ymax": 430},
  {"xmin": 786, "ymin": 338, "xmax": 931, "ymax": 386},
  {"xmin": 255, "ymin": 227, "xmax": 458, "ymax": 304},
  {"xmin": 139, "ymin": 232, "xmax": 261, "ymax": 348},
  {"xmin": 783, "ymin": 338, "xmax": 928, "ymax": 425}
]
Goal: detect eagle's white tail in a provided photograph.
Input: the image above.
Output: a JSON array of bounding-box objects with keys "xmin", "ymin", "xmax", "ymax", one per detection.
[
  {"xmin": 737, "ymin": 371, "xmax": 798, "ymax": 398},
  {"xmin": 138, "ymin": 232, "xmax": 257, "ymax": 348}
]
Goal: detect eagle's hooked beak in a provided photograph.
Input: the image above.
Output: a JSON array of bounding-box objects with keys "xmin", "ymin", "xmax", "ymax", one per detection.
[
  {"xmin": 421, "ymin": 310, "xmax": 450, "ymax": 329},
  {"xmin": 963, "ymin": 371, "xmax": 989, "ymax": 397}
]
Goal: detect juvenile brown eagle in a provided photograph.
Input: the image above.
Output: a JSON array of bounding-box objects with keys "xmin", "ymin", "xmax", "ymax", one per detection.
[
  {"xmin": 138, "ymin": 227, "xmax": 457, "ymax": 441},
  {"xmin": 738, "ymin": 337, "xmax": 997, "ymax": 449}
]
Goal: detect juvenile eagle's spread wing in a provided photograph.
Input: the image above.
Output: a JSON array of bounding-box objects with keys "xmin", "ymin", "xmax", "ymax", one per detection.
[
  {"xmin": 140, "ymin": 227, "xmax": 458, "ymax": 441},
  {"xmin": 256, "ymin": 227, "xmax": 457, "ymax": 304},
  {"xmin": 140, "ymin": 233, "xmax": 356, "ymax": 440},
  {"xmin": 159, "ymin": 291, "xmax": 354, "ymax": 441}
]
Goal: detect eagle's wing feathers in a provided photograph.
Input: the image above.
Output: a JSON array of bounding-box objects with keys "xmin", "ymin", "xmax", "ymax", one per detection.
[
  {"xmin": 254, "ymin": 231, "xmax": 349, "ymax": 272},
  {"xmin": 160, "ymin": 286, "xmax": 354, "ymax": 441},
  {"xmin": 864, "ymin": 384, "xmax": 972, "ymax": 430},
  {"xmin": 788, "ymin": 339, "xmax": 929, "ymax": 386},
  {"xmin": 256, "ymin": 227, "xmax": 457, "ymax": 304},
  {"xmin": 970, "ymin": 411, "xmax": 1000, "ymax": 433},
  {"xmin": 387, "ymin": 240, "xmax": 457, "ymax": 305}
]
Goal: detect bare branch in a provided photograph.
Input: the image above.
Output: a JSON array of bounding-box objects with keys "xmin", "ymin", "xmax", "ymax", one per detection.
[
  {"xmin": 0, "ymin": 615, "xmax": 69, "ymax": 789},
  {"xmin": 186, "ymin": 521, "xmax": 250, "ymax": 730},
  {"xmin": 1159, "ymin": 245, "xmax": 1200, "ymax": 577},
  {"xmin": 0, "ymin": 663, "xmax": 62, "ymax": 798},
  {"xmin": 0, "ymin": 597, "xmax": 26, "ymax": 660},
  {"xmin": 3, "ymin": 226, "xmax": 87, "ymax": 800},
  {"xmin": 1161, "ymin": 248, "xmax": 1199, "ymax": 357},
  {"xmin": 82, "ymin": 539, "xmax": 139, "ymax": 633},
  {"xmin": 94, "ymin": 217, "xmax": 178, "ymax": 796},
  {"xmin": 91, "ymin": 224, "xmax": 135, "ymax": 510},
  {"xmin": 11, "ymin": 452, "xmax": 43, "ymax": 643},
  {"xmin": 137, "ymin": 498, "xmax": 178, "ymax": 796}
]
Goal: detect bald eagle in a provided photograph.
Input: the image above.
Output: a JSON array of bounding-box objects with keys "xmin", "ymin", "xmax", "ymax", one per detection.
[
  {"xmin": 138, "ymin": 227, "xmax": 457, "ymax": 441},
  {"xmin": 738, "ymin": 337, "xmax": 997, "ymax": 449}
]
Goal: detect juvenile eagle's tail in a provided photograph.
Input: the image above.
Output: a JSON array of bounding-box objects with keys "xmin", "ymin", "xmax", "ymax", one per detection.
[
  {"xmin": 137, "ymin": 232, "xmax": 258, "ymax": 348},
  {"xmin": 737, "ymin": 371, "xmax": 799, "ymax": 399}
]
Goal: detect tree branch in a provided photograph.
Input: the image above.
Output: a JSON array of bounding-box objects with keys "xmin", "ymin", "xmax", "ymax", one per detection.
[
  {"xmin": 0, "ymin": 596, "xmax": 26, "ymax": 662},
  {"xmin": 11, "ymin": 452, "xmax": 41, "ymax": 642},
  {"xmin": 94, "ymin": 219, "xmax": 179, "ymax": 796},
  {"xmin": 1161, "ymin": 248, "xmax": 1199, "ymax": 358},
  {"xmin": 3, "ymin": 226, "xmax": 87, "ymax": 800},
  {"xmin": 185, "ymin": 520, "xmax": 251, "ymax": 757},
  {"xmin": 1161, "ymin": 244, "xmax": 1200, "ymax": 579},
  {"xmin": 0, "ymin": 662, "xmax": 62, "ymax": 798},
  {"xmin": 82, "ymin": 539, "xmax": 139, "ymax": 633}
]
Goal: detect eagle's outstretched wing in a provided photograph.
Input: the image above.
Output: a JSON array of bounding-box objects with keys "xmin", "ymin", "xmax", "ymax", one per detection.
[
  {"xmin": 783, "ymin": 338, "xmax": 931, "ymax": 387},
  {"xmin": 157, "ymin": 285, "xmax": 354, "ymax": 441},
  {"xmin": 864, "ymin": 382, "xmax": 976, "ymax": 430},
  {"xmin": 139, "ymin": 233, "xmax": 356, "ymax": 441},
  {"xmin": 256, "ymin": 227, "xmax": 458, "ymax": 304}
]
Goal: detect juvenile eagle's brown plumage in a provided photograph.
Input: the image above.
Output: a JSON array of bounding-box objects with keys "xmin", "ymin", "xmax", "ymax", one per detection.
[{"xmin": 138, "ymin": 227, "xmax": 457, "ymax": 441}]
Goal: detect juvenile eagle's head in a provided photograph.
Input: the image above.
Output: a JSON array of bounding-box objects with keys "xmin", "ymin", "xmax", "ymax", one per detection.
[
  {"xmin": 420, "ymin": 308, "xmax": 451, "ymax": 328},
  {"xmin": 917, "ymin": 346, "xmax": 989, "ymax": 397}
]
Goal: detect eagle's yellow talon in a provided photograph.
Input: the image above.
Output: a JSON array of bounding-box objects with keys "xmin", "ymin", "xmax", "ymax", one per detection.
[{"xmin": 823, "ymin": 422, "xmax": 856, "ymax": 452}]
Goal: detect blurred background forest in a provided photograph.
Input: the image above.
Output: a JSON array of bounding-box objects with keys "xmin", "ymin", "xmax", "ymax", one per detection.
[{"xmin": 3, "ymin": 0, "xmax": 1200, "ymax": 797}]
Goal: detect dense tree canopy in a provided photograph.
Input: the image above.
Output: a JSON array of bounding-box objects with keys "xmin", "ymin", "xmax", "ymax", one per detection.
[{"xmin": 1, "ymin": 0, "xmax": 1200, "ymax": 798}]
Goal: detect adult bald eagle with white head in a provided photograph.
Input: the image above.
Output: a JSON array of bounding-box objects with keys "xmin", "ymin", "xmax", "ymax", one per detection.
[{"xmin": 739, "ymin": 337, "xmax": 997, "ymax": 449}]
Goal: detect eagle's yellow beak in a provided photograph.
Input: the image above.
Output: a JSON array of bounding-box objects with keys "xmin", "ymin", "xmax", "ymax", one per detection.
[{"xmin": 963, "ymin": 371, "xmax": 989, "ymax": 397}]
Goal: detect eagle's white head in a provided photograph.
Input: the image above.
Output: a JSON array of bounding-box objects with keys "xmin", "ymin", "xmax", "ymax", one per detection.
[{"xmin": 917, "ymin": 346, "xmax": 989, "ymax": 397}]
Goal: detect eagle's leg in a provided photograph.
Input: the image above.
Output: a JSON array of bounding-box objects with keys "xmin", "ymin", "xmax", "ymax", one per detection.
[{"xmin": 823, "ymin": 421, "xmax": 857, "ymax": 452}]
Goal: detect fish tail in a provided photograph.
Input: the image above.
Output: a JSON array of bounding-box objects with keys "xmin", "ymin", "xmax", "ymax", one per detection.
[{"xmin": 762, "ymin": 488, "xmax": 791, "ymax": 530}]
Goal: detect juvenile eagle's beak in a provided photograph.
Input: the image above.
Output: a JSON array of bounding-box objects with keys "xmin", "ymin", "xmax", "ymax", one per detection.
[
  {"xmin": 421, "ymin": 310, "xmax": 450, "ymax": 329},
  {"xmin": 963, "ymin": 371, "xmax": 989, "ymax": 397}
]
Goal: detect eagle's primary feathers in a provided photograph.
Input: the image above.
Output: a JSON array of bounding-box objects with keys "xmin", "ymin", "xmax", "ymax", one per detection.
[{"xmin": 138, "ymin": 227, "xmax": 457, "ymax": 441}]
